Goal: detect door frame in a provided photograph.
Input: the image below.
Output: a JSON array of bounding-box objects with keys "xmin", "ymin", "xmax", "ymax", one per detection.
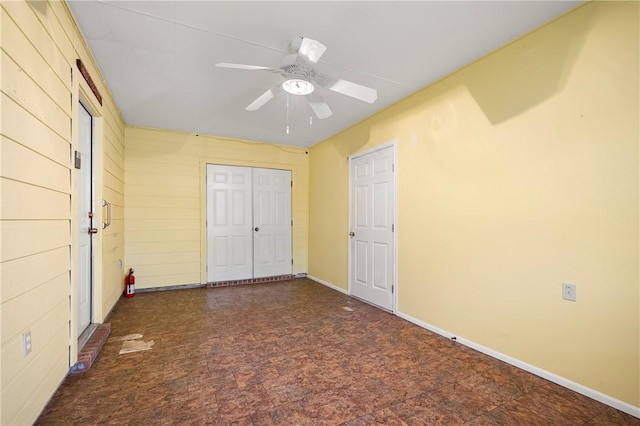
[
  {"xmin": 70, "ymin": 79, "xmax": 104, "ymax": 365},
  {"xmin": 347, "ymin": 141, "xmax": 398, "ymax": 313}
]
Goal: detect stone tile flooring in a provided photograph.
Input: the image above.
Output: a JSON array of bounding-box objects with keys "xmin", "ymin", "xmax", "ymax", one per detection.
[{"xmin": 36, "ymin": 279, "xmax": 639, "ymax": 425}]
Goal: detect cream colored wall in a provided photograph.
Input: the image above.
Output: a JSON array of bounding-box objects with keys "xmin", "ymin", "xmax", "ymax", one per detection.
[
  {"xmin": 125, "ymin": 126, "xmax": 309, "ymax": 289},
  {"xmin": 309, "ymin": 1, "xmax": 639, "ymax": 408},
  {"xmin": 0, "ymin": 1, "xmax": 125, "ymax": 424}
]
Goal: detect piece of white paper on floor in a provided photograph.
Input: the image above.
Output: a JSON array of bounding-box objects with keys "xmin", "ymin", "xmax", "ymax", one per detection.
[
  {"xmin": 119, "ymin": 339, "xmax": 154, "ymax": 354},
  {"xmin": 115, "ymin": 333, "xmax": 143, "ymax": 341},
  {"xmin": 114, "ymin": 333, "xmax": 154, "ymax": 354}
]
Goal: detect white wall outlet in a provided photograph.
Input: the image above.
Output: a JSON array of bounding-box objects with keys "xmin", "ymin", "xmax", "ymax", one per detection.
[
  {"xmin": 22, "ymin": 331, "xmax": 32, "ymax": 356},
  {"xmin": 562, "ymin": 283, "xmax": 577, "ymax": 301}
]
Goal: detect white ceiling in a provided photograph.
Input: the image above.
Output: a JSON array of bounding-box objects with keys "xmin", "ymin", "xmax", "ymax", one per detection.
[{"xmin": 68, "ymin": 1, "xmax": 581, "ymax": 148}]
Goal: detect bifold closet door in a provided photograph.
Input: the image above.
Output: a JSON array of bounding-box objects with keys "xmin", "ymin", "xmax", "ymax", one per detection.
[{"xmin": 206, "ymin": 165, "xmax": 292, "ymax": 282}]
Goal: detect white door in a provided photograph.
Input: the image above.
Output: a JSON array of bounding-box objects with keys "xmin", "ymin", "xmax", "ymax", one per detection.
[
  {"xmin": 206, "ymin": 165, "xmax": 253, "ymax": 281},
  {"xmin": 77, "ymin": 103, "xmax": 94, "ymax": 336},
  {"xmin": 349, "ymin": 144, "xmax": 396, "ymax": 311},
  {"xmin": 253, "ymin": 168, "xmax": 292, "ymax": 278},
  {"xmin": 206, "ymin": 166, "xmax": 292, "ymax": 281}
]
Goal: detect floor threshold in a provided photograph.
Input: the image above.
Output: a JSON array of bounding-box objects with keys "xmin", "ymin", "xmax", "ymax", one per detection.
[{"xmin": 70, "ymin": 323, "xmax": 110, "ymax": 374}]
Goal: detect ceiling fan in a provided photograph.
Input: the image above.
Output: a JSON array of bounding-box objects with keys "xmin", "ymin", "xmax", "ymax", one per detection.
[{"xmin": 216, "ymin": 37, "xmax": 377, "ymax": 119}]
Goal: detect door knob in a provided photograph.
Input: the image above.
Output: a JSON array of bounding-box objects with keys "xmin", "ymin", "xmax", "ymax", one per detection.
[
  {"xmin": 349, "ymin": 231, "xmax": 355, "ymax": 237},
  {"xmin": 88, "ymin": 228, "xmax": 98, "ymax": 234},
  {"xmin": 254, "ymin": 227, "xmax": 260, "ymax": 232}
]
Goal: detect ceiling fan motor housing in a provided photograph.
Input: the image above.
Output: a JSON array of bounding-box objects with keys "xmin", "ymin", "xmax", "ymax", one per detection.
[{"xmin": 280, "ymin": 54, "xmax": 315, "ymax": 80}]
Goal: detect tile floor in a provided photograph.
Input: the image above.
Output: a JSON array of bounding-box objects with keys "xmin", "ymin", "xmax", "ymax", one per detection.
[{"xmin": 36, "ymin": 279, "xmax": 639, "ymax": 425}]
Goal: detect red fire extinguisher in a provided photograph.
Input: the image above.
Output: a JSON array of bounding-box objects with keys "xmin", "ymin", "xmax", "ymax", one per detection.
[{"xmin": 125, "ymin": 268, "xmax": 135, "ymax": 298}]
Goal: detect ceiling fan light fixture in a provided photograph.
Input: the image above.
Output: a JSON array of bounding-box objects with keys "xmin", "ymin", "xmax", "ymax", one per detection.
[{"xmin": 283, "ymin": 78, "xmax": 314, "ymax": 96}]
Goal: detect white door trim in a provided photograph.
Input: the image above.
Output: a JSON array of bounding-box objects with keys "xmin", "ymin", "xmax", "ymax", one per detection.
[{"xmin": 348, "ymin": 141, "xmax": 398, "ymax": 313}]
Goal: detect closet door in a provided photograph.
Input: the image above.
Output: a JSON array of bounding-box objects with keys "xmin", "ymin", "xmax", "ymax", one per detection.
[
  {"xmin": 349, "ymin": 144, "xmax": 395, "ymax": 311},
  {"xmin": 207, "ymin": 165, "xmax": 292, "ymax": 282},
  {"xmin": 253, "ymin": 168, "xmax": 292, "ymax": 278},
  {"xmin": 206, "ymin": 165, "xmax": 253, "ymax": 281}
]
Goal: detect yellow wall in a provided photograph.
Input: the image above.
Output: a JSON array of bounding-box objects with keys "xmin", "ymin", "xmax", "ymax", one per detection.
[
  {"xmin": 0, "ymin": 1, "xmax": 125, "ymax": 423},
  {"xmin": 125, "ymin": 126, "xmax": 309, "ymax": 289},
  {"xmin": 309, "ymin": 1, "xmax": 639, "ymax": 408}
]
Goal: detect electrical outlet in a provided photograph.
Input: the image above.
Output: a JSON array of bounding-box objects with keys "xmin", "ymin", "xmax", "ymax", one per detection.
[
  {"xmin": 22, "ymin": 331, "xmax": 32, "ymax": 356},
  {"xmin": 562, "ymin": 283, "xmax": 576, "ymax": 302}
]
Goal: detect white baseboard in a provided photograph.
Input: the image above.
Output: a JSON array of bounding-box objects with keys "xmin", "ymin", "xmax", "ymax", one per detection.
[
  {"xmin": 304, "ymin": 276, "xmax": 639, "ymax": 418},
  {"xmin": 396, "ymin": 311, "xmax": 640, "ymax": 419},
  {"xmin": 306, "ymin": 275, "xmax": 348, "ymax": 294}
]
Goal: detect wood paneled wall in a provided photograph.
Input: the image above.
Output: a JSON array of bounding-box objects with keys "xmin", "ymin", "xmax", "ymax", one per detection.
[
  {"xmin": 0, "ymin": 1, "xmax": 125, "ymax": 423},
  {"xmin": 125, "ymin": 126, "xmax": 309, "ymax": 289}
]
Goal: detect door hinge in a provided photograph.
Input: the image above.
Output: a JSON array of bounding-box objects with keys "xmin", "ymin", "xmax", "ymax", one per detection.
[
  {"xmin": 291, "ymin": 219, "xmax": 293, "ymax": 227},
  {"xmin": 392, "ymin": 163, "xmax": 395, "ymax": 172},
  {"xmin": 291, "ymin": 258, "xmax": 294, "ymax": 265},
  {"xmin": 392, "ymin": 224, "xmax": 395, "ymax": 232},
  {"xmin": 291, "ymin": 180, "xmax": 293, "ymax": 188},
  {"xmin": 392, "ymin": 285, "xmax": 394, "ymax": 294}
]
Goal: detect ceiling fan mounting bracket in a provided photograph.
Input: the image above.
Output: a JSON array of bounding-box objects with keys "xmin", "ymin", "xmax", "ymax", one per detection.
[{"xmin": 288, "ymin": 36, "xmax": 304, "ymax": 53}]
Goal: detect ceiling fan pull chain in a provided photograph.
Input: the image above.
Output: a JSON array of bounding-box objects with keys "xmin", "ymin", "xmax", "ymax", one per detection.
[{"xmin": 286, "ymin": 94, "xmax": 290, "ymax": 135}]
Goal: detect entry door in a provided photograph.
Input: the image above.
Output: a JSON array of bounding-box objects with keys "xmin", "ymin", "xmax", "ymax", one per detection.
[
  {"xmin": 206, "ymin": 165, "xmax": 292, "ymax": 282},
  {"xmin": 77, "ymin": 103, "xmax": 94, "ymax": 336},
  {"xmin": 349, "ymin": 145, "xmax": 395, "ymax": 311}
]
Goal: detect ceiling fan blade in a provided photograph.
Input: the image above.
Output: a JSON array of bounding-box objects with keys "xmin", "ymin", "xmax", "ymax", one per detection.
[
  {"xmin": 329, "ymin": 79, "xmax": 378, "ymax": 104},
  {"xmin": 246, "ymin": 87, "xmax": 278, "ymax": 111},
  {"xmin": 298, "ymin": 38, "xmax": 327, "ymax": 64},
  {"xmin": 309, "ymin": 93, "xmax": 332, "ymax": 119},
  {"xmin": 216, "ymin": 63, "xmax": 278, "ymax": 71}
]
